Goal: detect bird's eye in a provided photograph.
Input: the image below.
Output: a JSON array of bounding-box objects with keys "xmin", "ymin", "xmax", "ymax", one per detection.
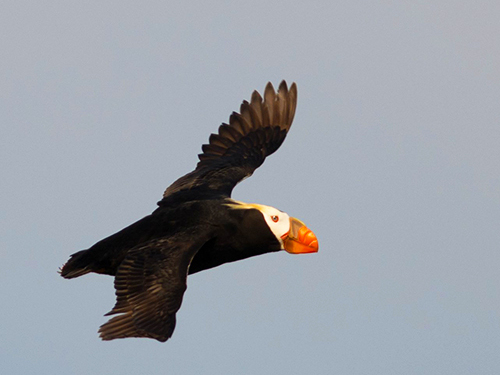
[{"xmin": 271, "ymin": 215, "xmax": 279, "ymax": 222}]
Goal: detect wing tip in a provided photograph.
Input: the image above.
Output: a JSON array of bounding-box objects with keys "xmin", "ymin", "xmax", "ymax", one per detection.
[
  {"xmin": 98, "ymin": 311, "xmax": 173, "ymax": 342},
  {"xmin": 196, "ymin": 80, "xmax": 298, "ymax": 164}
]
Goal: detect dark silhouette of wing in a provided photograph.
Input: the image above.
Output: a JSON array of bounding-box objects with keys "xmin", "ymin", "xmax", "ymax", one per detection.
[
  {"xmin": 159, "ymin": 81, "xmax": 297, "ymax": 203},
  {"xmin": 98, "ymin": 227, "xmax": 213, "ymax": 342}
]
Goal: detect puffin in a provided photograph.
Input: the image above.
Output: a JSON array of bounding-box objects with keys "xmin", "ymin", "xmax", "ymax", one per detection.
[{"xmin": 60, "ymin": 81, "xmax": 318, "ymax": 342}]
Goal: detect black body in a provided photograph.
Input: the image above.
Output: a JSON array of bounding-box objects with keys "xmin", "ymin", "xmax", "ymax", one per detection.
[{"xmin": 64, "ymin": 200, "xmax": 281, "ymax": 278}]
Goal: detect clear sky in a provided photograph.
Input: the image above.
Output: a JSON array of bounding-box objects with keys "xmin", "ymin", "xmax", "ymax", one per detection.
[{"xmin": 1, "ymin": 1, "xmax": 499, "ymax": 374}]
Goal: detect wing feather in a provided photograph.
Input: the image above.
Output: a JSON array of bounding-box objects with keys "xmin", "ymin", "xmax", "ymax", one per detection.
[
  {"xmin": 160, "ymin": 81, "xmax": 298, "ymax": 202},
  {"xmin": 99, "ymin": 228, "xmax": 213, "ymax": 342}
]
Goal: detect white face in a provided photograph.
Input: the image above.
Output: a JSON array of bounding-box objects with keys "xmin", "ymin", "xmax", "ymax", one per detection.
[{"xmin": 254, "ymin": 204, "xmax": 291, "ymax": 246}]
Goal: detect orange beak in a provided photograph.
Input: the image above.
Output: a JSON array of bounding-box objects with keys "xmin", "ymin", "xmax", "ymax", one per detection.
[{"xmin": 282, "ymin": 217, "xmax": 319, "ymax": 254}]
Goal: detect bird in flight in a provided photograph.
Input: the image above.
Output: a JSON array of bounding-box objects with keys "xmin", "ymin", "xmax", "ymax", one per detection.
[{"xmin": 61, "ymin": 81, "xmax": 318, "ymax": 342}]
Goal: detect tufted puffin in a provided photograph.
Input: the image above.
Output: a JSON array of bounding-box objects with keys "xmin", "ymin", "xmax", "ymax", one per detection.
[{"xmin": 60, "ymin": 81, "xmax": 318, "ymax": 342}]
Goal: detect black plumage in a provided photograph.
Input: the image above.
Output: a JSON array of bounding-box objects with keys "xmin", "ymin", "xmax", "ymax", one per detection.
[{"xmin": 61, "ymin": 81, "xmax": 317, "ymax": 342}]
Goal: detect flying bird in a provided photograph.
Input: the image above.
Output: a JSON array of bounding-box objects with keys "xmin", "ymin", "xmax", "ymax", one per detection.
[{"xmin": 60, "ymin": 81, "xmax": 318, "ymax": 342}]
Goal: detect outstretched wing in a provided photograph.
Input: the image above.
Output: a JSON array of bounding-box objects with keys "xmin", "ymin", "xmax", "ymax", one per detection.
[
  {"xmin": 99, "ymin": 228, "xmax": 213, "ymax": 342},
  {"xmin": 159, "ymin": 81, "xmax": 298, "ymax": 203}
]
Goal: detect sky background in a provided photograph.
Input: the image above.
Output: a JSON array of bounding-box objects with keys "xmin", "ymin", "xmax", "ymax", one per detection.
[{"xmin": 1, "ymin": 1, "xmax": 499, "ymax": 374}]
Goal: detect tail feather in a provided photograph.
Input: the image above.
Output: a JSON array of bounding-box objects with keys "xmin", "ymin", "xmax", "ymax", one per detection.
[{"xmin": 60, "ymin": 249, "xmax": 93, "ymax": 279}]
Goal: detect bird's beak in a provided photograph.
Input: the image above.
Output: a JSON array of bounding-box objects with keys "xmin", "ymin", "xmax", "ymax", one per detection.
[{"xmin": 282, "ymin": 217, "xmax": 319, "ymax": 254}]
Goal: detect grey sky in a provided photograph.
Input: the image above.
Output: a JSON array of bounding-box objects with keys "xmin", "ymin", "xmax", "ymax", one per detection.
[{"xmin": 1, "ymin": 1, "xmax": 499, "ymax": 374}]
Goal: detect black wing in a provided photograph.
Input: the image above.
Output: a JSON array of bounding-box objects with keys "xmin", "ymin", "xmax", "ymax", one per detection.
[
  {"xmin": 98, "ymin": 227, "xmax": 213, "ymax": 342},
  {"xmin": 159, "ymin": 81, "xmax": 298, "ymax": 203}
]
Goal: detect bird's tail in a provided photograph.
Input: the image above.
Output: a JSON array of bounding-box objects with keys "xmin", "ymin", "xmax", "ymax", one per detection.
[{"xmin": 60, "ymin": 249, "xmax": 94, "ymax": 279}]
